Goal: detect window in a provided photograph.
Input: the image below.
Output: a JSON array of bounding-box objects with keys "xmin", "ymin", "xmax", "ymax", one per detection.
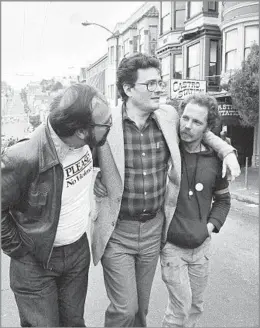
[
  {"xmin": 173, "ymin": 54, "xmax": 182, "ymax": 79},
  {"xmin": 139, "ymin": 28, "xmax": 144, "ymax": 53},
  {"xmin": 188, "ymin": 1, "xmax": 202, "ymax": 18},
  {"xmin": 161, "ymin": 56, "xmax": 170, "ymax": 82},
  {"xmin": 133, "ymin": 36, "xmax": 138, "ymax": 53},
  {"xmin": 150, "ymin": 42, "xmax": 157, "ymax": 56},
  {"xmin": 149, "ymin": 26, "xmax": 158, "ymax": 56},
  {"xmin": 118, "ymin": 45, "xmax": 122, "ymax": 61},
  {"xmin": 161, "ymin": 1, "xmax": 171, "ymax": 34},
  {"xmin": 149, "ymin": 26, "xmax": 158, "ymax": 42},
  {"xmin": 110, "ymin": 46, "xmax": 114, "ymax": 64},
  {"xmin": 244, "ymin": 25, "xmax": 259, "ymax": 59},
  {"xmin": 187, "ymin": 43, "xmax": 200, "ymax": 79},
  {"xmin": 225, "ymin": 29, "xmax": 237, "ymax": 71},
  {"xmin": 124, "ymin": 39, "xmax": 129, "ymax": 56},
  {"xmin": 209, "ymin": 40, "xmax": 218, "ymax": 85},
  {"xmin": 175, "ymin": 2, "xmax": 185, "ymax": 29},
  {"xmin": 208, "ymin": 1, "xmax": 217, "ymax": 11}
]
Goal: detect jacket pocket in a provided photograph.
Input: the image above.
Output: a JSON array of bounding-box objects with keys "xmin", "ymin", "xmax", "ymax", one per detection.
[{"xmin": 27, "ymin": 191, "xmax": 47, "ymax": 218}]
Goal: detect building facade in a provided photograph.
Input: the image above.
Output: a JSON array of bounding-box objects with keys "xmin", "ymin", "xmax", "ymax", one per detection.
[
  {"xmin": 219, "ymin": 1, "xmax": 259, "ymax": 167},
  {"xmin": 79, "ymin": 54, "xmax": 108, "ymax": 97},
  {"xmin": 80, "ymin": 2, "xmax": 160, "ymax": 106},
  {"xmin": 157, "ymin": 0, "xmax": 259, "ymax": 167},
  {"xmin": 81, "ymin": 1, "xmax": 259, "ymax": 167}
]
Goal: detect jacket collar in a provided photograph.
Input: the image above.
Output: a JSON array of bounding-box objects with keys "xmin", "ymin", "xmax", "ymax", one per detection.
[
  {"xmin": 35, "ymin": 121, "xmax": 60, "ymax": 173},
  {"xmin": 47, "ymin": 119, "xmax": 71, "ymax": 162}
]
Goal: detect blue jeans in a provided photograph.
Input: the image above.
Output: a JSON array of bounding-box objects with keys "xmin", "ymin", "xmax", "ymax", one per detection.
[
  {"xmin": 10, "ymin": 233, "xmax": 90, "ymax": 327},
  {"xmin": 101, "ymin": 211, "xmax": 164, "ymax": 327}
]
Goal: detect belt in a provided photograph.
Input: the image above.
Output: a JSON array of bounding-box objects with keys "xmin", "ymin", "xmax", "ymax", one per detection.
[
  {"xmin": 119, "ymin": 211, "xmax": 159, "ymax": 223},
  {"xmin": 53, "ymin": 232, "xmax": 87, "ymax": 249}
]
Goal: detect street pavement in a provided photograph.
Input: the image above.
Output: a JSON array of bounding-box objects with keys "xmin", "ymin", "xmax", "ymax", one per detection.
[
  {"xmin": 1, "ymin": 92, "xmax": 29, "ymax": 141},
  {"xmin": 1, "ymin": 199, "xmax": 258, "ymax": 327},
  {"xmin": 229, "ymin": 166, "xmax": 259, "ymax": 205}
]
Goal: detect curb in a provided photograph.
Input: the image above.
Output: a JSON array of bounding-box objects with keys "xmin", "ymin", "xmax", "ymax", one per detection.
[{"xmin": 231, "ymin": 192, "xmax": 259, "ymax": 205}]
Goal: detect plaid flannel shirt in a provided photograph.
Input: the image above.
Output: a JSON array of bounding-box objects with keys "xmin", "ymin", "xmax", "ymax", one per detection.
[{"xmin": 119, "ymin": 107, "xmax": 170, "ymax": 217}]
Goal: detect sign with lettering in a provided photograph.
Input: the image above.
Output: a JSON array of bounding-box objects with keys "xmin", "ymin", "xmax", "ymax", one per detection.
[
  {"xmin": 218, "ymin": 103, "xmax": 239, "ymax": 116},
  {"xmin": 171, "ymin": 79, "xmax": 207, "ymax": 100}
]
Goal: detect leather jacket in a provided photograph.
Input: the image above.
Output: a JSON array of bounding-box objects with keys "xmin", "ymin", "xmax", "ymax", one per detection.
[{"xmin": 1, "ymin": 123, "xmax": 63, "ymax": 268}]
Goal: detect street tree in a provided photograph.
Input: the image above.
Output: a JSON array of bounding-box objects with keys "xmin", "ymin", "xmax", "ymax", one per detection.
[{"xmin": 229, "ymin": 43, "xmax": 259, "ymax": 126}]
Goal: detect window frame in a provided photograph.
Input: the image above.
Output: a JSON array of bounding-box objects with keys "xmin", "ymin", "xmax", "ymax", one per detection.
[
  {"xmin": 208, "ymin": 1, "xmax": 217, "ymax": 12},
  {"xmin": 208, "ymin": 40, "xmax": 218, "ymax": 85},
  {"xmin": 139, "ymin": 27, "xmax": 144, "ymax": 53},
  {"xmin": 173, "ymin": 53, "xmax": 183, "ymax": 79},
  {"xmin": 174, "ymin": 2, "xmax": 186, "ymax": 29},
  {"xmin": 187, "ymin": 1, "xmax": 203, "ymax": 19},
  {"xmin": 149, "ymin": 25, "xmax": 158, "ymax": 56},
  {"xmin": 161, "ymin": 1, "xmax": 171, "ymax": 35},
  {"xmin": 124, "ymin": 39, "xmax": 129, "ymax": 56},
  {"xmin": 110, "ymin": 46, "xmax": 114, "ymax": 65},
  {"xmin": 187, "ymin": 42, "xmax": 200, "ymax": 79},
  {"xmin": 225, "ymin": 29, "xmax": 238, "ymax": 72},
  {"xmin": 244, "ymin": 25, "xmax": 259, "ymax": 60}
]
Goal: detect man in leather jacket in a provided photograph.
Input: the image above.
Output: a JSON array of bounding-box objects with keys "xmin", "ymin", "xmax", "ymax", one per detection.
[{"xmin": 1, "ymin": 83, "xmax": 112, "ymax": 327}]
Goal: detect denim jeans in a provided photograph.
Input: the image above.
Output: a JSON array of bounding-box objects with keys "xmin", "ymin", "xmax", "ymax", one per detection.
[
  {"xmin": 160, "ymin": 237, "xmax": 211, "ymax": 328},
  {"xmin": 101, "ymin": 211, "xmax": 164, "ymax": 327},
  {"xmin": 10, "ymin": 233, "xmax": 90, "ymax": 327}
]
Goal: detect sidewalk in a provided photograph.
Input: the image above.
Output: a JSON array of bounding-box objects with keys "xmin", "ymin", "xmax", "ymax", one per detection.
[{"xmin": 229, "ymin": 167, "xmax": 259, "ymax": 205}]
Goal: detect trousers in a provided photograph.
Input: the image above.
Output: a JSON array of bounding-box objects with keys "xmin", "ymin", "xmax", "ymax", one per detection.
[
  {"xmin": 101, "ymin": 211, "xmax": 164, "ymax": 327},
  {"xmin": 161, "ymin": 237, "xmax": 211, "ymax": 328},
  {"xmin": 10, "ymin": 232, "xmax": 90, "ymax": 327}
]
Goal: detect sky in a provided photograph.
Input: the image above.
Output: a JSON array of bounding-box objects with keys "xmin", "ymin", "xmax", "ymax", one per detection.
[{"xmin": 2, "ymin": 1, "xmax": 145, "ymax": 89}]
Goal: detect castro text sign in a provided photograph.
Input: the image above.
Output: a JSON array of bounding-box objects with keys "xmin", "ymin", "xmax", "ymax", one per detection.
[
  {"xmin": 218, "ymin": 103, "xmax": 239, "ymax": 116},
  {"xmin": 171, "ymin": 79, "xmax": 207, "ymax": 100}
]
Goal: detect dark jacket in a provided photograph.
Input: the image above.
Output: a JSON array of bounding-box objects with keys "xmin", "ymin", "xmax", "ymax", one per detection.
[
  {"xmin": 1, "ymin": 123, "xmax": 63, "ymax": 268},
  {"xmin": 167, "ymin": 145, "xmax": 231, "ymax": 249}
]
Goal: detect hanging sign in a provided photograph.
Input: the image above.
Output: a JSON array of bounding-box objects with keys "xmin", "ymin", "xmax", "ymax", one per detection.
[
  {"xmin": 218, "ymin": 103, "xmax": 239, "ymax": 116},
  {"xmin": 171, "ymin": 79, "xmax": 207, "ymax": 100}
]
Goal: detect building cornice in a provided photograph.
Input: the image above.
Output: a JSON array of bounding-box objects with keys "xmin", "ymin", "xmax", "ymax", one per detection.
[
  {"xmin": 156, "ymin": 44, "xmax": 182, "ymax": 55},
  {"xmin": 179, "ymin": 24, "xmax": 220, "ymax": 42},
  {"xmin": 220, "ymin": 14, "xmax": 259, "ymax": 31},
  {"xmin": 86, "ymin": 54, "xmax": 108, "ymax": 71},
  {"xmin": 222, "ymin": 1, "xmax": 258, "ymax": 18}
]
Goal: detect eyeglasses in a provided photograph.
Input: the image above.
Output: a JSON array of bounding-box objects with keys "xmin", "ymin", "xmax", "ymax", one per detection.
[
  {"xmin": 136, "ymin": 80, "xmax": 166, "ymax": 92},
  {"xmin": 90, "ymin": 121, "xmax": 112, "ymax": 130}
]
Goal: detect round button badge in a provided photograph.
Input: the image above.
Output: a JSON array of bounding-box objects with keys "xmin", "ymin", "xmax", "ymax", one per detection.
[{"xmin": 195, "ymin": 183, "xmax": 204, "ymax": 191}]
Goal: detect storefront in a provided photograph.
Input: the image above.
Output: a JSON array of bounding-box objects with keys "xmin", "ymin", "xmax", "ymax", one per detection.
[{"xmin": 216, "ymin": 94, "xmax": 254, "ymax": 167}]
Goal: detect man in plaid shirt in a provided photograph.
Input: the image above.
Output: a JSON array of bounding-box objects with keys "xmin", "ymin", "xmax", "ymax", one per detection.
[{"xmin": 92, "ymin": 53, "xmax": 240, "ymax": 327}]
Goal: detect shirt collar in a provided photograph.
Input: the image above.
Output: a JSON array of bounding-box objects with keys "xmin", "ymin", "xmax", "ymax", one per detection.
[
  {"xmin": 47, "ymin": 118, "xmax": 71, "ymax": 163},
  {"xmin": 122, "ymin": 102, "xmax": 157, "ymax": 125}
]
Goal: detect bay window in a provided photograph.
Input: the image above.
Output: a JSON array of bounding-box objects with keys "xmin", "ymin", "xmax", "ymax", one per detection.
[
  {"xmin": 225, "ymin": 29, "xmax": 237, "ymax": 71},
  {"xmin": 187, "ymin": 43, "xmax": 200, "ymax": 79}
]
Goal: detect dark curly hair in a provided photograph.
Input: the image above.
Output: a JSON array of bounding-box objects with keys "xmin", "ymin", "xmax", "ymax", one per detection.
[
  {"xmin": 179, "ymin": 93, "xmax": 221, "ymax": 130},
  {"xmin": 49, "ymin": 83, "xmax": 107, "ymax": 137},
  {"xmin": 116, "ymin": 53, "xmax": 161, "ymax": 103}
]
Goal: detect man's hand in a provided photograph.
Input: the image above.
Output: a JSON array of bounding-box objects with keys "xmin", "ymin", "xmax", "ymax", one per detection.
[
  {"xmin": 207, "ymin": 222, "xmax": 215, "ymax": 236},
  {"xmin": 94, "ymin": 171, "xmax": 108, "ymax": 197},
  {"xmin": 222, "ymin": 152, "xmax": 241, "ymax": 181}
]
